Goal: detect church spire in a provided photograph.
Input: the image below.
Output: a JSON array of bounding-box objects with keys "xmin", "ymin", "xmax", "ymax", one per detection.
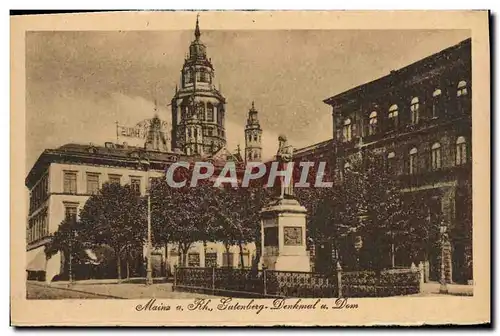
[{"xmin": 195, "ymin": 13, "xmax": 201, "ymax": 40}]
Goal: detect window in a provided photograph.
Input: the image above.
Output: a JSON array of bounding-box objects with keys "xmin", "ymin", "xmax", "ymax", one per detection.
[
  {"xmin": 200, "ymin": 69, "xmax": 207, "ymax": 82},
  {"xmin": 253, "ymin": 134, "xmax": 258, "ymax": 141},
  {"xmin": 409, "ymin": 147, "xmax": 418, "ymax": 175},
  {"xmin": 30, "ymin": 174, "xmax": 49, "ymax": 213},
  {"xmin": 456, "ymin": 136, "xmax": 467, "ymax": 165},
  {"xmin": 109, "ymin": 174, "xmax": 121, "ymax": 185},
  {"xmin": 205, "ymin": 252, "xmax": 217, "ymax": 267},
  {"xmin": 131, "ymin": 177, "xmax": 141, "ymax": 193},
  {"xmin": 195, "ymin": 103, "xmax": 204, "ymax": 121},
  {"xmin": 432, "ymin": 89, "xmax": 442, "ymax": 118},
  {"xmin": 222, "ymin": 252, "xmax": 234, "ymax": 267},
  {"xmin": 196, "ymin": 72, "xmax": 201, "ymax": 81},
  {"xmin": 457, "ymin": 80, "xmax": 468, "ymax": 97},
  {"xmin": 64, "ymin": 204, "xmax": 78, "ymax": 222},
  {"xmin": 387, "ymin": 151, "xmax": 396, "ymax": 174},
  {"xmin": 207, "ymin": 103, "xmax": 214, "ymax": 121},
  {"xmin": 388, "ymin": 104, "xmax": 399, "ymax": 130},
  {"xmin": 185, "ymin": 70, "xmax": 192, "ymax": 84},
  {"xmin": 86, "ymin": 173, "xmax": 100, "ymax": 195},
  {"xmin": 63, "ymin": 171, "xmax": 77, "ymax": 194},
  {"xmin": 410, "ymin": 97, "xmax": 419, "ymax": 124},
  {"xmin": 431, "ymin": 142, "xmax": 442, "ymax": 170},
  {"xmin": 342, "ymin": 118, "xmax": 352, "ymax": 142},
  {"xmin": 188, "ymin": 253, "xmax": 200, "ymax": 267},
  {"xmin": 368, "ymin": 111, "xmax": 378, "ymax": 135}
]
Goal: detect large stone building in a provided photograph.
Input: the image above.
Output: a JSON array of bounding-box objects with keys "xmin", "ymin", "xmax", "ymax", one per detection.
[{"xmin": 322, "ymin": 38, "xmax": 472, "ymax": 284}]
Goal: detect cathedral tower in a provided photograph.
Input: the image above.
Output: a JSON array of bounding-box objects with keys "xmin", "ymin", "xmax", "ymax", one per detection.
[
  {"xmin": 245, "ymin": 101, "xmax": 263, "ymax": 162},
  {"xmin": 171, "ymin": 15, "xmax": 227, "ymax": 156}
]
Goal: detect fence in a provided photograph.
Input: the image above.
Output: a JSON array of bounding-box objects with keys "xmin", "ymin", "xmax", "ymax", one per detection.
[
  {"xmin": 173, "ymin": 263, "xmax": 421, "ymax": 298},
  {"xmin": 173, "ymin": 266, "xmax": 338, "ymax": 298}
]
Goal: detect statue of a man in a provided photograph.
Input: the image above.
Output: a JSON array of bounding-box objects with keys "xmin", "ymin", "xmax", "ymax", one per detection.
[{"xmin": 276, "ymin": 135, "xmax": 294, "ymax": 199}]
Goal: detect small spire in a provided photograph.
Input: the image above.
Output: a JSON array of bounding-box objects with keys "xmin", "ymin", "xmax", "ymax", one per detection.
[
  {"xmin": 237, "ymin": 144, "xmax": 241, "ymax": 155},
  {"xmin": 195, "ymin": 13, "xmax": 201, "ymax": 40},
  {"xmin": 251, "ymin": 101, "xmax": 255, "ymax": 110},
  {"xmin": 153, "ymin": 98, "xmax": 159, "ymax": 116}
]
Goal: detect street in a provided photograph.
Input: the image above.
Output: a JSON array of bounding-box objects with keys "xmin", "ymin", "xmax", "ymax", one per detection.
[{"xmin": 26, "ymin": 281, "xmax": 219, "ymax": 300}]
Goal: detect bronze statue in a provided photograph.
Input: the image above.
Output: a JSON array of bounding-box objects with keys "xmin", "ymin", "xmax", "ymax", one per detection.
[{"xmin": 276, "ymin": 135, "xmax": 294, "ymax": 199}]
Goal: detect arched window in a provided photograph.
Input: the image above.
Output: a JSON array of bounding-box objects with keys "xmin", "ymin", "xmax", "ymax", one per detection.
[
  {"xmin": 410, "ymin": 97, "xmax": 419, "ymax": 124},
  {"xmin": 196, "ymin": 71, "xmax": 201, "ymax": 82},
  {"xmin": 343, "ymin": 118, "xmax": 352, "ymax": 142},
  {"xmin": 388, "ymin": 104, "xmax": 399, "ymax": 130},
  {"xmin": 207, "ymin": 103, "xmax": 214, "ymax": 121},
  {"xmin": 431, "ymin": 142, "xmax": 442, "ymax": 170},
  {"xmin": 387, "ymin": 151, "xmax": 396, "ymax": 174},
  {"xmin": 368, "ymin": 111, "xmax": 378, "ymax": 135},
  {"xmin": 200, "ymin": 69, "xmax": 207, "ymax": 82},
  {"xmin": 409, "ymin": 147, "xmax": 418, "ymax": 175},
  {"xmin": 456, "ymin": 136, "xmax": 467, "ymax": 165},
  {"xmin": 432, "ymin": 89, "xmax": 442, "ymax": 118},
  {"xmin": 457, "ymin": 80, "xmax": 468, "ymax": 97},
  {"xmin": 185, "ymin": 70, "xmax": 192, "ymax": 84},
  {"xmin": 196, "ymin": 103, "xmax": 205, "ymax": 121},
  {"xmin": 253, "ymin": 134, "xmax": 258, "ymax": 142}
]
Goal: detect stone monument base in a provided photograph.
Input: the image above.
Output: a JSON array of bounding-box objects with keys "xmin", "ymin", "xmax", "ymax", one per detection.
[{"xmin": 261, "ymin": 197, "xmax": 311, "ymax": 273}]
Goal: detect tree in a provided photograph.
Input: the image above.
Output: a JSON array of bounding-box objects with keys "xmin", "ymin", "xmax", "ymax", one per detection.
[
  {"xmin": 338, "ymin": 151, "xmax": 429, "ymax": 271},
  {"xmin": 207, "ymin": 185, "xmax": 268, "ymax": 269},
  {"xmin": 151, "ymin": 165, "xmax": 216, "ymax": 267},
  {"xmin": 44, "ymin": 218, "xmax": 89, "ymax": 280},
  {"xmin": 79, "ymin": 183, "xmax": 147, "ymax": 282}
]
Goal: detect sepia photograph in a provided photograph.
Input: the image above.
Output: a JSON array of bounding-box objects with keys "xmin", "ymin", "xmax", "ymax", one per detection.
[{"xmin": 11, "ymin": 10, "xmax": 490, "ymax": 326}]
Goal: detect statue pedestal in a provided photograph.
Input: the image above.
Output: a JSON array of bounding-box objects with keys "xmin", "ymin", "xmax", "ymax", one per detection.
[{"xmin": 260, "ymin": 197, "xmax": 311, "ymax": 272}]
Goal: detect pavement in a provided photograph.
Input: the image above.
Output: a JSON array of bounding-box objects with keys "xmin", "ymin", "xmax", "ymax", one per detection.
[
  {"xmin": 27, "ymin": 280, "xmax": 473, "ymax": 299},
  {"xmin": 406, "ymin": 282, "xmax": 473, "ymax": 297},
  {"xmin": 27, "ymin": 281, "xmax": 219, "ymax": 300}
]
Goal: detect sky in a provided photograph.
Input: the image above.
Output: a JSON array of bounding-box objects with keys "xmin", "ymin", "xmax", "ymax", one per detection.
[{"xmin": 26, "ymin": 27, "xmax": 470, "ymax": 171}]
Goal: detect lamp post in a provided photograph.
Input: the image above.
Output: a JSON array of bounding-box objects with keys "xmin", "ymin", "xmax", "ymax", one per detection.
[
  {"xmin": 139, "ymin": 156, "xmax": 153, "ymax": 286},
  {"xmin": 439, "ymin": 222, "xmax": 448, "ymax": 294}
]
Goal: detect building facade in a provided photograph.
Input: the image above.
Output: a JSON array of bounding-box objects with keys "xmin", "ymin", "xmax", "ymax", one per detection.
[
  {"xmin": 26, "ymin": 140, "xmax": 256, "ymax": 281},
  {"xmin": 323, "ymin": 38, "xmax": 472, "ymax": 284},
  {"xmin": 25, "ymin": 142, "xmax": 178, "ymax": 280}
]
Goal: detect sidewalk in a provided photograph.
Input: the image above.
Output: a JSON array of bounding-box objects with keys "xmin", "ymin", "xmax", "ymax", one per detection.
[
  {"xmin": 417, "ymin": 282, "xmax": 473, "ymax": 296},
  {"xmin": 48, "ymin": 282, "xmax": 219, "ymax": 299}
]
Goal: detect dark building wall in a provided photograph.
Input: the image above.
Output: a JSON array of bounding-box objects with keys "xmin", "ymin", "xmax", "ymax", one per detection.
[{"xmin": 323, "ymin": 38, "xmax": 472, "ymax": 283}]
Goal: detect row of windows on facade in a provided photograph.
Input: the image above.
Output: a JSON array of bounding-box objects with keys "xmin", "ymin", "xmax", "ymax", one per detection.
[
  {"xmin": 179, "ymin": 104, "xmax": 224, "ymax": 124},
  {"xmin": 63, "ymin": 172, "xmax": 142, "ymax": 195},
  {"xmin": 247, "ymin": 151, "xmax": 262, "ymax": 160},
  {"xmin": 186, "ymin": 126, "xmax": 225, "ymax": 139},
  {"xmin": 343, "ymin": 136, "xmax": 468, "ymax": 175},
  {"xmin": 29, "ymin": 174, "xmax": 49, "ymax": 212},
  {"xmin": 184, "ymin": 68, "xmax": 212, "ymax": 85},
  {"xmin": 175, "ymin": 251, "xmax": 251, "ymax": 268},
  {"xmin": 27, "ymin": 209, "xmax": 48, "ymax": 243},
  {"xmin": 341, "ymin": 80, "xmax": 469, "ymax": 142},
  {"xmin": 247, "ymin": 133, "xmax": 261, "ymax": 143}
]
